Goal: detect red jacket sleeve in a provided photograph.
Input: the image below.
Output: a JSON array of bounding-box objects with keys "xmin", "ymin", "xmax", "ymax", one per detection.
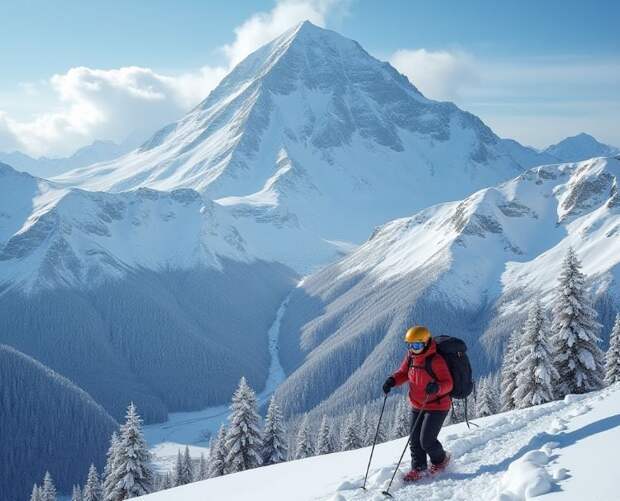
[
  {"xmin": 432, "ymin": 354, "xmax": 454, "ymax": 396},
  {"xmin": 392, "ymin": 353, "xmax": 410, "ymax": 386}
]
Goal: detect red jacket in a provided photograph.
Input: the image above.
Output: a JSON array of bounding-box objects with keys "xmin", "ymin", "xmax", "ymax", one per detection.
[{"xmin": 392, "ymin": 340, "xmax": 453, "ymax": 411}]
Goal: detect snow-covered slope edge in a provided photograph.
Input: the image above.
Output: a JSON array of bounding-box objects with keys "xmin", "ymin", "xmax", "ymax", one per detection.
[
  {"xmin": 273, "ymin": 156, "xmax": 620, "ymax": 419},
  {"xmin": 139, "ymin": 384, "xmax": 620, "ymax": 501},
  {"xmin": 54, "ymin": 21, "xmax": 553, "ymax": 271},
  {"xmin": 0, "ymin": 163, "xmax": 298, "ymax": 422}
]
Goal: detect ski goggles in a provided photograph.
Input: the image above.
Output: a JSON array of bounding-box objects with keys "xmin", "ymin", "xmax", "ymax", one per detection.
[{"xmin": 408, "ymin": 342, "xmax": 426, "ymax": 351}]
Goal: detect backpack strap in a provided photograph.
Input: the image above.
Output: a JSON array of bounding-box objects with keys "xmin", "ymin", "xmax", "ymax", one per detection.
[{"xmin": 424, "ymin": 353, "xmax": 438, "ymax": 381}]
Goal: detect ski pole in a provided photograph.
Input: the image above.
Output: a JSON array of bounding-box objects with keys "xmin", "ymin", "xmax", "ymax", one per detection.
[
  {"xmin": 361, "ymin": 393, "xmax": 389, "ymax": 490},
  {"xmin": 382, "ymin": 396, "xmax": 429, "ymax": 498}
]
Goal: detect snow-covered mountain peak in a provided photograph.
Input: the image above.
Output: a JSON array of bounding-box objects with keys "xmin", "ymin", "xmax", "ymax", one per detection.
[
  {"xmin": 53, "ymin": 22, "xmax": 555, "ymax": 271},
  {"xmin": 544, "ymin": 133, "xmax": 620, "ymax": 163}
]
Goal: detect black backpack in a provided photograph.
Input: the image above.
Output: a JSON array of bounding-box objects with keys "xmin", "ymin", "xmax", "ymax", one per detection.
[{"xmin": 409, "ymin": 335, "xmax": 474, "ymax": 399}]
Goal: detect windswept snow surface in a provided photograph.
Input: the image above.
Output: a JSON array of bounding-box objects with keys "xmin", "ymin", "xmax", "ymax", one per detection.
[
  {"xmin": 141, "ymin": 384, "xmax": 620, "ymax": 501},
  {"xmin": 144, "ymin": 294, "xmax": 292, "ymax": 469}
]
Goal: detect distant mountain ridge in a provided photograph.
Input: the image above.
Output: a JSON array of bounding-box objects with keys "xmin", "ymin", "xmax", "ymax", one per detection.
[
  {"xmin": 543, "ymin": 132, "xmax": 620, "ymax": 163},
  {"xmin": 0, "ymin": 139, "xmax": 138, "ymax": 179}
]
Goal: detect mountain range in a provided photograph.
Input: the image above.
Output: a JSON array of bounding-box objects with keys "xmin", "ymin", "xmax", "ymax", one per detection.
[{"xmin": 51, "ymin": 21, "xmax": 562, "ymax": 272}]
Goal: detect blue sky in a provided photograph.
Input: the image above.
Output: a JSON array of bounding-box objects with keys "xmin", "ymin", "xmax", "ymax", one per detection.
[{"xmin": 0, "ymin": 0, "xmax": 618, "ymax": 156}]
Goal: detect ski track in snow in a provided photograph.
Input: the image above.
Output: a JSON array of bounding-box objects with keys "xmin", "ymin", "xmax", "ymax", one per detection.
[
  {"xmin": 144, "ymin": 294, "xmax": 291, "ymax": 470},
  {"xmin": 333, "ymin": 392, "xmax": 600, "ymax": 501}
]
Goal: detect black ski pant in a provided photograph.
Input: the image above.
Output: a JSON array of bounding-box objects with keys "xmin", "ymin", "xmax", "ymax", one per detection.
[{"xmin": 409, "ymin": 409, "xmax": 448, "ymax": 470}]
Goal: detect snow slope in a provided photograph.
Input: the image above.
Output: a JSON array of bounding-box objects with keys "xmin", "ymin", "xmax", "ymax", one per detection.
[
  {"xmin": 54, "ymin": 21, "xmax": 551, "ymax": 271},
  {"xmin": 139, "ymin": 384, "xmax": 620, "ymax": 501},
  {"xmin": 544, "ymin": 133, "xmax": 620, "ymax": 164},
  {"xmin": 273, "ymin": 156, "xmax": 620, "ymax": 419}
]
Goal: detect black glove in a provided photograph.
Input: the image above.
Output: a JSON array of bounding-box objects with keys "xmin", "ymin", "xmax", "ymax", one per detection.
[
  {"xmin": 425, "ymin": 381, "xmax": 440, "ymax": 395},
  {"xmin": 383, "ymin": 376, "xmax": 396, "ymax": 394}
]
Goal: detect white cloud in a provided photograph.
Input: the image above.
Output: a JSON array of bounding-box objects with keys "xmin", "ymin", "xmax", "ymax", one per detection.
[
  {"xmin": 223, "ymin": 0, "xmax": 345, "ymax": 67},
  {"xmin": 389, "ymin": 49, "xmax": 478, "ymax": 102},
  {"xmin": 0, "ymin": 0, "xmax": 347, "ymax": 157},
  {"xmin": 0, "ymin": 66, "xmax": 225, "ymax": 157}
]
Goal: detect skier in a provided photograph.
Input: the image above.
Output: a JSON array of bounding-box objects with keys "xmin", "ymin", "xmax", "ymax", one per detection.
[{"xmin": 383, "ymin": 326, "xmax": 453, "ymax": 482}]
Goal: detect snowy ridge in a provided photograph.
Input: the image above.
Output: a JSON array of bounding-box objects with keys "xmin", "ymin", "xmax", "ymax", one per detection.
[
  {"xmin": 53, "ymin": 21, "xmax": 553, "ymax": 271},
  {"xmin": 272, "ymin": 156, "xmax": 620, "ymax": 419},
  {"xmin": 139, "ymin": 384, "xmax": 620, "ymax": 500},
  {"xmin": 0, "ymin": 162, "xmax": 249, "ymax": 291}
]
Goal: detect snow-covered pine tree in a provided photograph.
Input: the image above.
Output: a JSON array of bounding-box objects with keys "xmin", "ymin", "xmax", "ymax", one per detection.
[
  {"xmin": 41, "ymin": 471, "xmax": 56, "ymax": 501},
  {"xmin": 551, "ymin": 248, "xmax": 605, "ymax": 396},
  {"xmin": 174, "ymin": 445, "xmax": 194, "ymax": 486},
  {"xmin": 224, "ymin": 377, "xmax": 263, "ymax": 473},
  {"xmin": 316, "ymin": 415, "xmax": 332, "ymax": 455},
  {"xmin": 207, "ymin": 425, "xmax": 227, "ymax": 478},
  {"xmin": 392, "ymin": 398, "xmax": 411, "ymax": 438},
  {"xmin": 82, "ymin": 464, "xmax": 102, "ymax": 501},
  {"xmin": 359, "ymin": 406, "xmax": 370, "ymax": 446},
  {"xmin": 501, "ymin": 330, "xmax": 520, "ymax": 411},
  {"xmin": 71, "ymin": 485, "xmax": 82, "ymax": 501},
  {"xmin": 294, "ymin": 414, "xmax": 314, "ymax": 459},
  {"xmin": 513, "ymin": 302, "xmax": 559, "ymax": 408},
  {"xmin": 110, "ymin": 402, "xmax": 153, "ymax": 499},
  {"xmin": 366, "ymin": 405, "xmax": 387, "ymax": 445},
  {"xmin": 173, "ymin": 450, "xmax": 182, "ymax": 486},
  {"xmin": 605, "ymin": 314, "xmax": 620, "ymax": 386},
  {"xmin": 341, "ymin": 412, "xmax": 362, "ymax": 451},
  {"xmin": 157, "ymin": 472, "xmax": 173, "ymax": 491},
  {"xmin": 102, "ymin": 431, "xmax": 119, "ymax": 501},
  {"xmin": 30, "ymin": 484, "xmax": 42, "ymax": 501},
  {"xmin": 198, "ymin": 453, "xmax": 208, "ymax": 481},
  {"xmin": 476, "ymin": 377, "xmax": 494, "ymax": 417},
  {"xmin": 261, "ymin": 396, "xmax": 287, "ymax": 465}
]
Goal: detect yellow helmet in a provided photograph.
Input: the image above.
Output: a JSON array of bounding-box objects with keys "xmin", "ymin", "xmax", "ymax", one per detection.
[{"xmin": 404, "ymin": 325, "xmax": 431, "ymax": 344}]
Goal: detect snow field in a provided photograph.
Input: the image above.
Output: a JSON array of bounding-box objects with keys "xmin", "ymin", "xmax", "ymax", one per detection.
[{"xmin": 139, "ymin": 384, "xmax": 620, "ymax": 500}]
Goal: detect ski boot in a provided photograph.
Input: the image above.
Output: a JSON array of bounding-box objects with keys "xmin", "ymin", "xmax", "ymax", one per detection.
[
  {"xmin": 403, "ymin": 467, "xmax": 427, "ymax": 483},
  {"xmin": 430, "ymin": 452, "xmax": 451, "ymax": 476}
]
